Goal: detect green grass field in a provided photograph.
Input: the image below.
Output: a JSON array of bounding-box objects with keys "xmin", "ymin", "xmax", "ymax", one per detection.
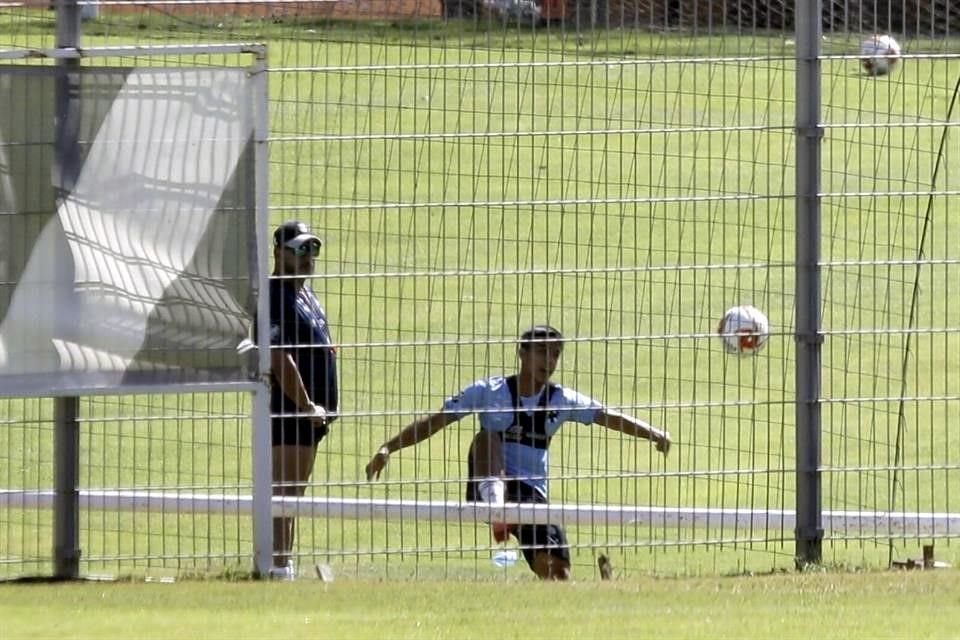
[
  {"xmin": 4, "ymin": 571, "xmax": 960, "ymax": 639},
  {"xmin": 2, "ymin": 8, "xmax": 960, "ymax": 591}
]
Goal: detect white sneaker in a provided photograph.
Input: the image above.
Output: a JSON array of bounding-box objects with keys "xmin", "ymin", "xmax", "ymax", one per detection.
[{"xmin": 267, "ymin": 562, "xmax": 296, "ymax": 581}]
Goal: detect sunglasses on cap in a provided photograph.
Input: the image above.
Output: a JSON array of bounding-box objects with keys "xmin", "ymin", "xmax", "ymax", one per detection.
[{"xmin": 285, "ymin": 239, "xmax": 321, "ymax": 258}]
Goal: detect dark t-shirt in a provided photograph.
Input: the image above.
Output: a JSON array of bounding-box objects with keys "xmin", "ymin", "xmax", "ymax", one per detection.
[{"xmin": 269, "ymin": 278, "xmax": 338, "ymax": 418}]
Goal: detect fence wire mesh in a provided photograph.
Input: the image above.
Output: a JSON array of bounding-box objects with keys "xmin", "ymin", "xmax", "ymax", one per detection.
[{"xmin": 1, "ymin": 0, "xmax": 958, "ymax": 580}]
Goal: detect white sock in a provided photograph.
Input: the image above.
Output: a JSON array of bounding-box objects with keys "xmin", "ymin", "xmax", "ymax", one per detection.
[{"xmin": 477, "ymin": 477, "xmax": 505, "ymax": 506}]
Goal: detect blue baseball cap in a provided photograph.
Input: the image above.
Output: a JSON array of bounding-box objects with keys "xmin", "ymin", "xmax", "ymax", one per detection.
[{"xmin": 274, "ymin": 220, "xmax": 321, "ymax": 252}]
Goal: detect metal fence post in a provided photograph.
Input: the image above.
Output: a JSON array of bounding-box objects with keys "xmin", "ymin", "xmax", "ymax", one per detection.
[
  {"xmin": 794, "ymin": 0, "xmax": 824, "ymax": 567},
  {"xmin": 250, "ymin": 46, "xmax": 274, "ymax": 578},
  {"xmin": 53, "ymin": 0, "xmax": 82, "ymax": 581}
]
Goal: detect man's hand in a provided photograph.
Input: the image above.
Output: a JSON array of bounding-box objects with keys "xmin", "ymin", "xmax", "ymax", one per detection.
[
  {"xmin": 654, "ymin": 429, "xmax": 672, "ymax": 456},
  {"xmin": 365, "ymin": 446, "xmax": 390, "ymax": 481},
  {"xmin": 307, "ymin": 403, "xmax": 328, "ymax": 429}
]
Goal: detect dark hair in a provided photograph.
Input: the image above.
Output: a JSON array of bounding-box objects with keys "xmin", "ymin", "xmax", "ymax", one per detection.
[{"xmin": 519, "ymin": 325, "xmax": 564, "ymax": 349}]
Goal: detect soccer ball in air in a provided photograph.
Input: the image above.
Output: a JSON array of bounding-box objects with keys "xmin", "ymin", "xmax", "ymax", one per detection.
[
  {"xmin": 718, "ymin": 305, "xmax": 770, "ymax": 356},
  {"xmin": 860, "ymin": 34, "xmax": 901, "ymax": 76}
]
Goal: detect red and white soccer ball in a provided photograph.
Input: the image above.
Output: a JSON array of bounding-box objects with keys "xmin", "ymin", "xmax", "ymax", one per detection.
[
  {"xmin": 718, "ymin": 305, "xmax": 770, "ymax": 356},
  {"xmin": 860, "ymin": 34, "xmax": 901, "ymax": 76}
]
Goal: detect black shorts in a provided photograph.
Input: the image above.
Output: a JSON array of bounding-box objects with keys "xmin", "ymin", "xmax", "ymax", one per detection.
[
  {"xmin": 271, "ymin": 417, "xmax": 329, "ymax": 447},
  {"xmin": 466, "ymin": 477, "xmax": 570, "ymax": 570}
]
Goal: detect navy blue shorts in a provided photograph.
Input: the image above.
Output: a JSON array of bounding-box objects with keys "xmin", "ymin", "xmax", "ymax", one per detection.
[
  {"xmin": 466, "ymin": 477, "xmax": 570, "ymax": 569},
  {"xmin": 271, "ymin": 417, "xmax": 329, "ymax": 447}
]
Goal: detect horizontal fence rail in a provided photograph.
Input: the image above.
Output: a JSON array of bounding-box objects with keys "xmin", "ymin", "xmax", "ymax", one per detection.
[{"xmin": 5, "ymin": 490, "xmax": 959, "ymax": 537}]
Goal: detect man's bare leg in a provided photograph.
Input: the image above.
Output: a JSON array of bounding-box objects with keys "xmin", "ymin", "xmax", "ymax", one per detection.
[
  {"xmin": 469, "ymin": 431, "xmax": 509, "ymax": 541},
  {"xmin": 272, "ymin": 444, "xmax": 317, "ymax": 570}
]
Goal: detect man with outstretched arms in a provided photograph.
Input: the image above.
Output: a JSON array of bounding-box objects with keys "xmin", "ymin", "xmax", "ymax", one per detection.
[{"xmin": 365, "ymin": 325, "xmax": 671, "ymax": 580}]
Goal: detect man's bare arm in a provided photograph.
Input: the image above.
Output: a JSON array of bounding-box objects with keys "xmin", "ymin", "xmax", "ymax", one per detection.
[
  {"xmin": 365, "ymin": 411, "xmax": 459, "ymax": 480},
  {"xmin": 594, "ymin": 409, "xmax": 671, "ymax": 455}
]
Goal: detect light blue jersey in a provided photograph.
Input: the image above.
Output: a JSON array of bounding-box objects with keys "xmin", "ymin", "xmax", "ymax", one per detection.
[{"xmin": 443, "ymin": 375, "xmax": 602, "ymax": 497}]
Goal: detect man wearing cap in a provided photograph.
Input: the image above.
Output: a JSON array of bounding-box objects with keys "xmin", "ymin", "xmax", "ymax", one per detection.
[
  {"xmin": 364, "ymin": 325, "xmax": 671, "ymax": 580},
  {"xmin": 268, "ymin": 220, "xmax": 338, "ymax": 580}
]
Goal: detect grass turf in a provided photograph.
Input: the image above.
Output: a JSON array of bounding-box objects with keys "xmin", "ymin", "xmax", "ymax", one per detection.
[{"xmin": 4, "ymin": 570, "xmax": 960, "ymax": 639}]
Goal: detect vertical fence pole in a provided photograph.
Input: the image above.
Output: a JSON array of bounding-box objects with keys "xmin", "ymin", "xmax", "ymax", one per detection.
[
  {"xmin": 250, "ymin": 46, "xmax": 274, "ymax": 578},
  {"xmin": 52, "ymin": 0, "xmax": 82, "ymax": 580},
  {"xmin": 53, "ymin": 397, "xmax": 80, "ymax": 578},
  {"xmin": 794, "ymin": 0, "xmax": 824, "ymax": 567}
]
